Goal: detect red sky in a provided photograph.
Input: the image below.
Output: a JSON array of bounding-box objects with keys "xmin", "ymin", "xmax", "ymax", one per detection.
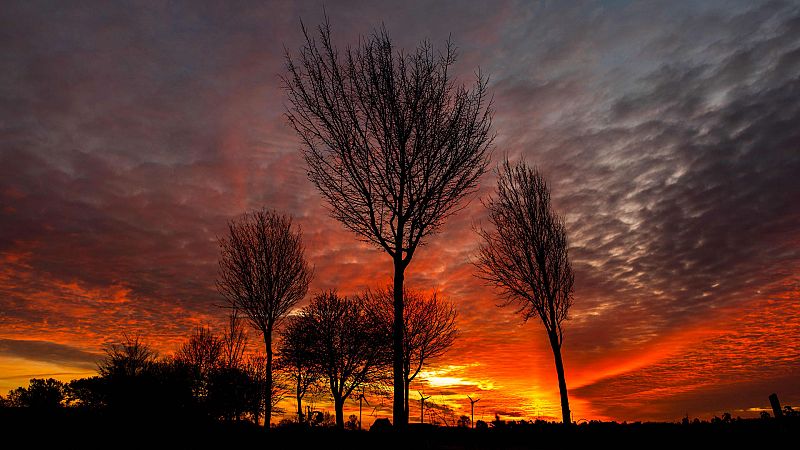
[{"xmin": 1, "ymin": 1, "xmax": 799, "ymax": 423}]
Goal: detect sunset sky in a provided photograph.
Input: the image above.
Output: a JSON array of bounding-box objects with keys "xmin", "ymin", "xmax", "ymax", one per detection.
[{"xmin": 1, "ymin": 0, "xmax": 799, "ymax": 424}]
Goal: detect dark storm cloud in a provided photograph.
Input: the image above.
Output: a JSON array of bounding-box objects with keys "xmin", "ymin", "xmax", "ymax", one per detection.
[
  {"xmin": 484, "ymin": 0, "xmax": 800, "ymax": 311},
  {"xmin": 495, "ymin": 0, "xmax": 800, "ymax": 418},
  {"xmin": 0, "ymin": 1, "xmax": 302, "ymax": 315},
  {"xmin": 0, "ymin": 339, "xmax": 99, "ymax": 370},
  {"xmin": 546, "ymin": 1, "xmax": 800, "ymax": 333},
  {"xmin": 0, "ymin": 0, "xmax": 510, "ymax": 312}
]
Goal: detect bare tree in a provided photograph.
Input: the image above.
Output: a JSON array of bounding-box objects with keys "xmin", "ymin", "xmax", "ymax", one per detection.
[
  {"xmin": 175, "ymin": 326, "xmax": 223, "ymax": 400},
  {"xmin": 284, "ymin": 18, "xmax": 493, "ymax": 426},
  {"xmin": 217, "ymin": 209, "xmax": 313, "ymax": 427},
  {"xmin": 175, "ymin": 327, "xmax": 223, "ymax": 375},
  {"xmin": 302, "ymin": 291, "xmax": 389, "ymax": 428},
  {"xmin": 277, "ymin": 315, "xmax": 321, "ymax": 424},
  {"xmin": 475, "ymin": 158, "xmax": 575, "ymax": 426},
  {"xmin": 98, "ymin": 334, "xmax": 158, "ymax": 378},
  {"xmin": 221, "ymin": 309, "xmax": 249, "ymax": 369},
  {"xmin": 362, "ymin": 285, "xmax": 458, "ymax": 418}
]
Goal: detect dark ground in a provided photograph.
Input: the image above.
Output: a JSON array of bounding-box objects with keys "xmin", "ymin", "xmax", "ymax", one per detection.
[{"xmin": 1, "ymin": 409, "xmax": 797, "ymax": 448}]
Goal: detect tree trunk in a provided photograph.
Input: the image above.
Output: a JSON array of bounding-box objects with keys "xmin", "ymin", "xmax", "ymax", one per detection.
[
  {"xmin": 393, "ymin": 258, "xmax": 406, "ymax": 428},
  {"xmin": 334, "ymin": 396, "xmax": 345, "ymax": 429},
  {"xmin": 296, "ymin": 378, "xmax": 303, "ymax": 423},
  {"xmin": 253, "ymin": 398, "xmax": 261, "ymax": 426},
  {"xmin": 265, "ymin": 331, "xmax": 273, "ymax": 429},
  {"xmin": 404, "ymin": 379, "xmax": 410, "ymax": 420},
  {"xmin": 549, "ymin": 334, "xmax": 571, "ymax": 426}
]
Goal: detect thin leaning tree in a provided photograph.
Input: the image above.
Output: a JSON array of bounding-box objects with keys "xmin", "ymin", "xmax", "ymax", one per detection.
[
  {"xmin": 217, "ymin": 209, "xmax": 313, "ymax": 427},
  {"xmin": 284, "ymin": 19, "xmax": 493, "ymax": 426},
  {"xmin": 475, "ymin": 158, "xmax": 575, "ymax": 426}
]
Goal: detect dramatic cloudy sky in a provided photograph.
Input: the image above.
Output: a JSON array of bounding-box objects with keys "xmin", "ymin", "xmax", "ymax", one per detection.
[{"xmin": 1, "ymin": 0, "xmax": 799, "ymax": 422}]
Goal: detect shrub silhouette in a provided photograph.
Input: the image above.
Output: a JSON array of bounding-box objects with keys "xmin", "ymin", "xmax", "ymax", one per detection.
[{"xmin": 6, "ymin": 378, "xmax": 66, "ymax": 409}]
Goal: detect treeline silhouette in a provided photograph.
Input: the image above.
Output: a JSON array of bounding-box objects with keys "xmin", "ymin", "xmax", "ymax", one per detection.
[
  {"xmin": 0, "ymin": 333, "xmax": 269, "ymax": 425},
  {"xmin": 1, "ymin": 371, "xmax": 797, "ymax": 448},
  {"xmin": 0, "ymin": 286, "xmax": 459, "ymax": 432},
  {"xmin": 1, "ymin": 321, "xmax": 797, "ymax": 445}
]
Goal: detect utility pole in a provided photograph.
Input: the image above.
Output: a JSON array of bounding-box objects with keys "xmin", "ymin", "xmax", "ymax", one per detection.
[
  {"xmin": 468, "ymin": 395, "xmax": 480, "ymax": 429},
  {"xmin": 769, "ymin": 393, "xmax": 784, "ymax": 419},
  {"xmin": 419, "ymin": 392, "xmax": 431, "ymax": 424}
]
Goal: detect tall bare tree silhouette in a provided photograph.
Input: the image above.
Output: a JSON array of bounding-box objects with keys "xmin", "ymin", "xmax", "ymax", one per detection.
[
  {"xmin": 475, "ymin": 158, "xmax": 575, "ymax": 426},
  {"xmin": 216, "ymin": 209, "xmax": 313, "ymax": 427},
  {"xmin": 284, "ymin": 18, "xmax": 493, "ymax": 426},
  {"xmin": 362, "ymin": 285, "xmax": 458, "ymax": 418},
  {"xmin": 175, "ymin": 326, "xmax": 223, "ymax": 398},
  {"xmin": 221, "ymin": 309, "xmax": 248, "ymax": 369}
]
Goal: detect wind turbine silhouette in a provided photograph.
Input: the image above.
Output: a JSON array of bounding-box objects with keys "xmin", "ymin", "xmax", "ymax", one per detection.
[
  {"xmin": 355, "ymin": 388, "xmax": 369, "ymax": 430},
  {"xmin": 468, "ymin": 395, "xmax": 480, "ymax": 429},
  {"xmin": 419, "ymin": 391, "xmax": 432, "ymax": 424}
]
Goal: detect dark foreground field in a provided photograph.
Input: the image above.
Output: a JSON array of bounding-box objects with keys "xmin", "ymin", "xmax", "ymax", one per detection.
[{"xmin": 2, "ymin": 409, "xmax": 798, "ymax": 449}]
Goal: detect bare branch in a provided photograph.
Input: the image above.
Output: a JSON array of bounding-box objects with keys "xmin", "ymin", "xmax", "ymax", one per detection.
[
  {"xmin": 361, "ymin": 286, "xmax": 458, "ymax": 384},
  {"xmin": 283, "ymin": 21, "xmax": 493, "ymax": 262}
]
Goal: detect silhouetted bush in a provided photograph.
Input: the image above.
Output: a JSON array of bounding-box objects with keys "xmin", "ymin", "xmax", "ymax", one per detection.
[
  {"xmin": 67, "ymin": 376, "xmax": 107, "ymax": 409},
  {"xmin": 5, "ymin": 378, "xmax": 66, "ymax": 409},
  {"xmin": 0, "ymin": 334, "xmax": 277, "ymax": 427},
  {"xmin": 370, "ymin": 418, "xmax": 392, "ymax": 432},
  {"xmin": 205, "ymin": 366, "xmax": 252, "ymax": 421}
]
